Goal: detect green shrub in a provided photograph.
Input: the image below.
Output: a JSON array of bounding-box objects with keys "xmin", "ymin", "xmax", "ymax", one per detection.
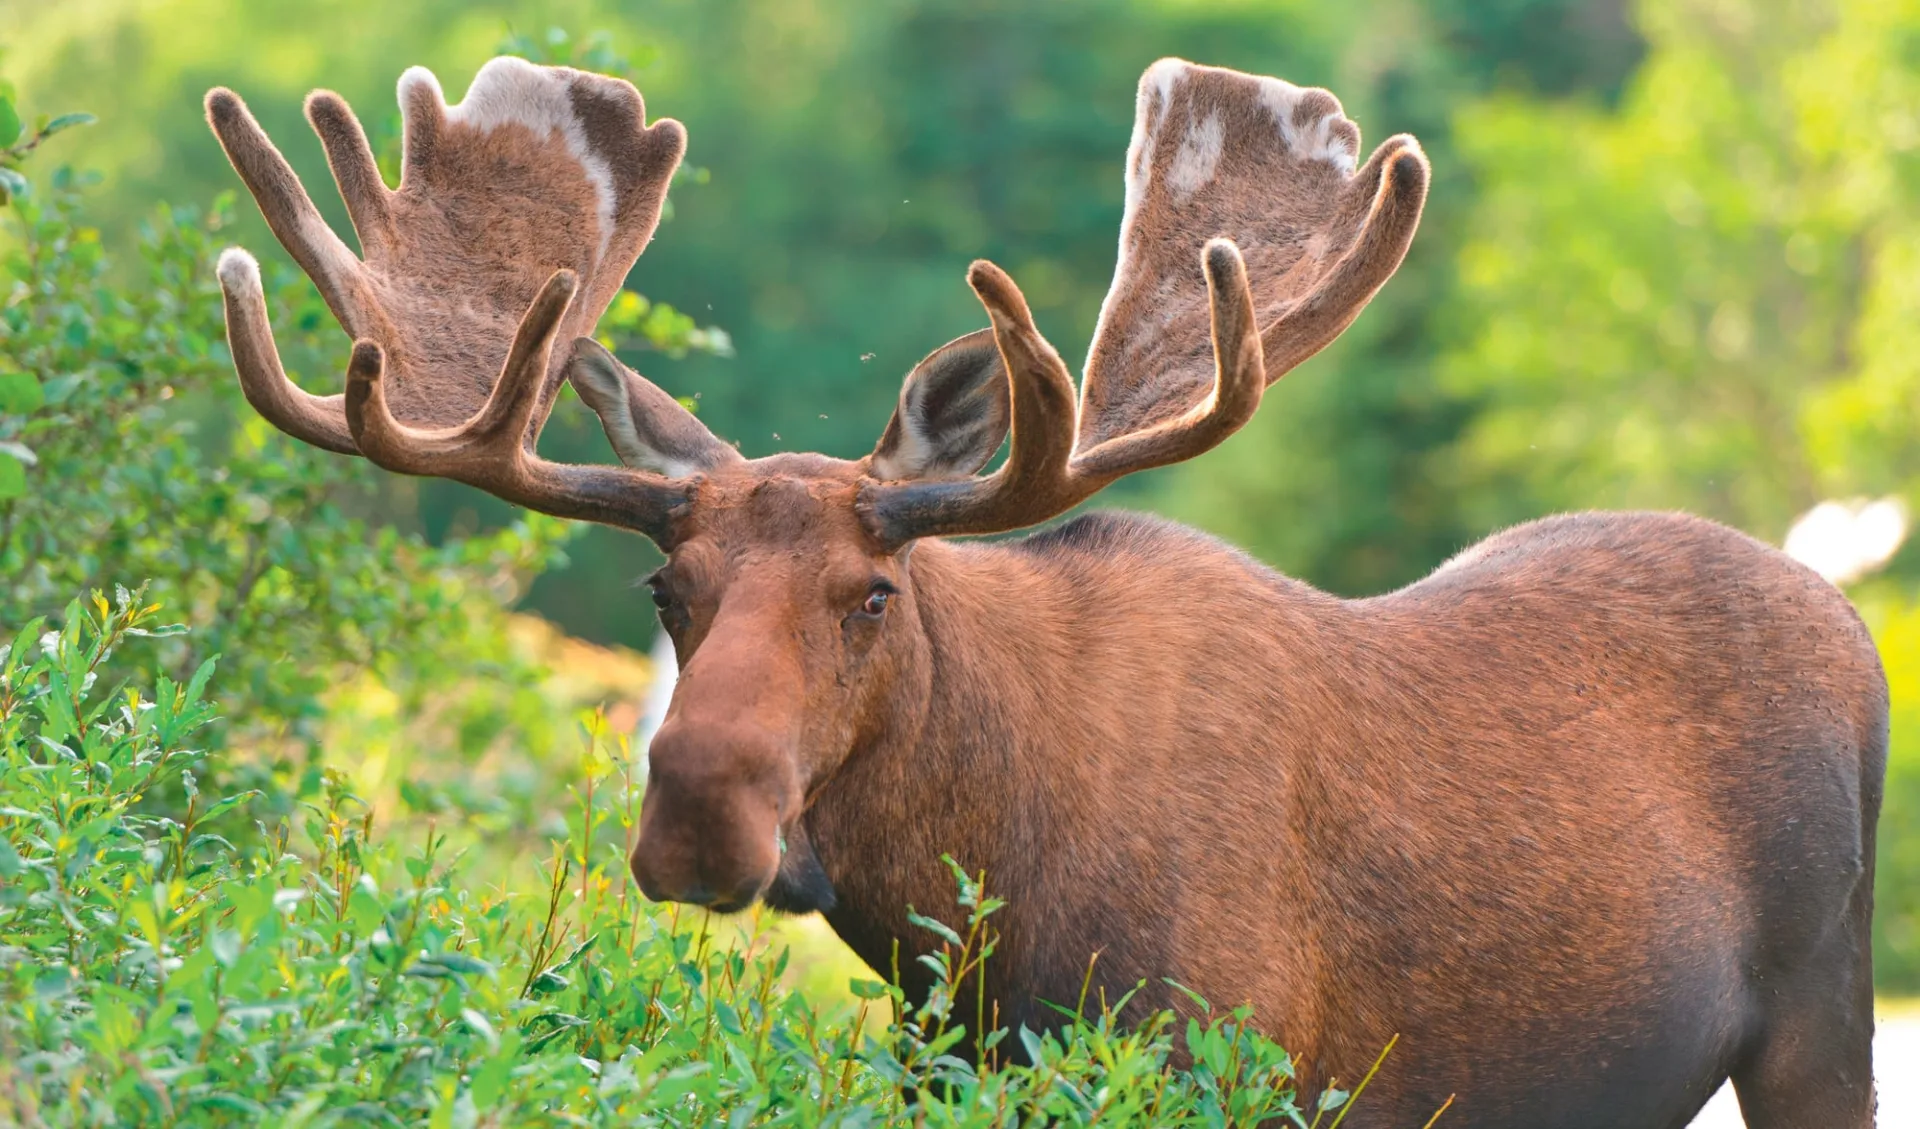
[{"xmin": 0, "ymin": 595, "xmax": 1357, "ymax": 1126}]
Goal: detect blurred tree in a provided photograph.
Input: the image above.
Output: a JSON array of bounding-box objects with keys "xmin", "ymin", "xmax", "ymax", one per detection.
[
  {"xmin": 1437, "ymin": 0, "xmax": 1858, "ymax": 534},
  {"xmin": 1432, "ymin": 0, "xmax": 1920, "ymax": 989}
]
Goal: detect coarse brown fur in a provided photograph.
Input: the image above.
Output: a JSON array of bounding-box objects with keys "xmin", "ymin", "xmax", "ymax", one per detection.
[{"xmin": 207, "ymin": 56, "xmax": 1886, "ymax": 1128}]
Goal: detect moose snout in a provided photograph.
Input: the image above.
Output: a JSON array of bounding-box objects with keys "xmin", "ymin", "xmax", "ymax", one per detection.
[{"xmin": 631, "ymin": 720, "xmax": 796, "ymax": 913}]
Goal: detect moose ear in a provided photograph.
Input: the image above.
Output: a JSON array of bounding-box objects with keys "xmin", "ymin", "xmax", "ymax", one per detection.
[
  {"xmin": 869, "ymin": 329, "xmax": 1011, "ymax": 481},
  {"xmin": 568, "ymin": 338, "xmax": 740, "ymax": 477}
]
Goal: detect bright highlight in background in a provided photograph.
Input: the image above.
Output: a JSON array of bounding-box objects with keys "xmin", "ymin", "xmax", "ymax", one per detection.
[{"xmin": 1782, "ymin": 497, "xmax": 1909, "ymax": 587}]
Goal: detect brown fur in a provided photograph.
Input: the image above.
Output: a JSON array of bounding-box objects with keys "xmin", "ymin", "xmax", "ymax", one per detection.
[{"xmin": 209, "ymin": 58, "xmax": 1886, "ymax": 1128}]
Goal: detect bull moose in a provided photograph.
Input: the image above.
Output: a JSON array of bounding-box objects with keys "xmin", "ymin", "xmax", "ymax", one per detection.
[{"xmin": 204, "ymin": 54, "xmax": 1885, "ymax": 1128}]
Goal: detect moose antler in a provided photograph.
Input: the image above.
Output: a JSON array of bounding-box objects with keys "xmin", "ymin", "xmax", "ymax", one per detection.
[
  {"xmin": 209, "ymin": 58, "xmax": 734, "ymax": 539},
  {"xmin": 861, "ymin": 59, "xmax": 1428, "ymax": 542}
]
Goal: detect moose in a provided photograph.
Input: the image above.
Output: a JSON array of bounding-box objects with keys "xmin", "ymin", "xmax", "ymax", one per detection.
[{"xmin": 204, "ymin": 55, "xmax": 1885, "ymax": 1128}]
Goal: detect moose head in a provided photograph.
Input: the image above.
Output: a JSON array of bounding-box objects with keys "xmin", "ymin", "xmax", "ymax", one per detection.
[{"xmin": 206, "ymin": 55, "xmax": 1425, "ymax": 915}]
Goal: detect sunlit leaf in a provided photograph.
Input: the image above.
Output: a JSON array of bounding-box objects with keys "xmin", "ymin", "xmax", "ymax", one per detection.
[{"xmin": 0, "ymin": 451, "xmax": 25, "ymax": 499}]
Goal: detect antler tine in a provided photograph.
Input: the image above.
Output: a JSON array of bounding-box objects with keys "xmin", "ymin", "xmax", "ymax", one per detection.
[
  {"xmin": 205, "ymin": 88, "xmax": 368, "ymax": 338},
  {"xmin": 1069, "ymin": 238, "xmax": 1265, "ymax": 481},
  {"xmin": 859, "ymin": 263, "xmax": 1079, "ymax": 541},
  {"xmin": 1260, "ymin": 136, "xmax": 1427, "ymax": 376},
  {"xmin": 216, "ymin": 248, "xmax": 359, "ymax": 455},
  {"xmin": 344, "ymin": 270, "xmax": 691, "ymax": 541},
  {"xmin": 305, "ymin": 90, "xmax": 395, "ymax": 257}
]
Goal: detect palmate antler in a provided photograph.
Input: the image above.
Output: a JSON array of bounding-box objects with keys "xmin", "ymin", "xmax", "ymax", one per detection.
[
  {"xmin": 860, "ymin": 59, "xmax": 1428, "ymax": 542},
  {"xmin": 210, "ymin": 56, "xmax": 1423, "ymax": 552},
  {"xmin": 207, "ymin": 57, "xmax": 733, "ymax": 540}
]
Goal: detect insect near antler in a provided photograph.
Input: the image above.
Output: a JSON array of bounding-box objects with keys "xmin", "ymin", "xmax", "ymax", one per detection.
[{"xmin": 210, "ymin": 58, "xmax": 1885, "ymax": 1129}]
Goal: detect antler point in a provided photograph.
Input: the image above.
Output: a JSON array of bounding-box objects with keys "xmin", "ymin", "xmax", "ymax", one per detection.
[
  {"xmin": 203, "ymin": 87, "xmax": 244, "ymax": 123},
  {"xmin": 215, "ymin": 247, "xmax": 261, "ymax": 294},
  {"xmin": 1202, "ymin": 237, "xmax": 1243, "ymax": 275},
  {"xmin": 347, "ymin": 340, "xmax": 385, "ymax": 381},
  {"xmin": 1386, "ymin": 153, "xmax": 1429, "ymax": 202},
  {"xmin": 303, "ymin": 89, "xmax": 348, "ymax": 118},
  {"xmin": 396, "ymin": 65, "xmax": 446, "ymax": 110}
]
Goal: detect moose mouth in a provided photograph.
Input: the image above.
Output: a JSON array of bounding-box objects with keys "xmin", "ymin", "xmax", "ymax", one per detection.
[{"xmin": 762, "ymin": 823, "xmax": 837, "ymax": 915}]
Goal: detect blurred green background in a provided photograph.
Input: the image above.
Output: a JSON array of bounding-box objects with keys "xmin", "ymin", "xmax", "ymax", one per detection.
[{"xmin": 8, "ymin": 0, "xmax": 1920, "ymax": 992}]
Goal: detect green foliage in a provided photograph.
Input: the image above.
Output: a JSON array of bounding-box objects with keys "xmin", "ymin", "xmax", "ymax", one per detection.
[
  {"xmin": 0, "ymin": 599, "xmax": 1354, "ymax": 1126},
  {"xmin": 0, "ymin": 57, "xmax": 94, "ymax": 208},
  {"xmin": 1439, "ymin": 0, "xmax": 1872, "ymax": 531}
]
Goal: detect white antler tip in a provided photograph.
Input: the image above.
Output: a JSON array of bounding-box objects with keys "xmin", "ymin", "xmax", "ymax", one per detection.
[
  {"xmin": 1141, "ymin": 58, "xmax": 1194, "ymax": 104},
  {"xmin": 397, "ymin": 66, "xmax": 446, "ymax": 109},
  {"xmin": 215, "ymin": 247, "xmax": 261, "ymax": 295}
]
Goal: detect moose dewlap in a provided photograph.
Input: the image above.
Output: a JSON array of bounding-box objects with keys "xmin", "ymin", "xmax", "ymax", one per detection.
[{"xmin": 205, "ymin": 55, "xmax": 1886, "ymax": 1129}]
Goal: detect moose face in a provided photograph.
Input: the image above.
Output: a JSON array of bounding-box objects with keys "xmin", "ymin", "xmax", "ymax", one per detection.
[
  {"xmin": 629, "ymin": 457, "xmax": 927, "ymax": 913},
  {"xmin": 569, "ymin": 325, "xmax": 1011, "ymax": 914}
]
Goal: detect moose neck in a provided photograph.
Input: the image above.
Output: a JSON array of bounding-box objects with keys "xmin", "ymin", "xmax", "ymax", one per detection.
[
  {"xmin": 796, "ymin": 515, "xmax": 1341, "ymax": 1032},
  {"xmin": 800, "ymin": 534, "xmax": 1076, "ymax": 1000}
]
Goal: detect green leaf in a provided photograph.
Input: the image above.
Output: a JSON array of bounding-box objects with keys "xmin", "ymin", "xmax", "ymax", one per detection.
[
  {"xmin": 0, "ymin": 167, "xmax": 25, "ymax": 205},
  {"xmin": 548, "ymin": 933, "xmax": 596, "ymax": 975},
  {"xmin": 460, "ymin": 1008, "xmax": 500, "ymax": 1052},
  {"xmin": 0, "ymin": 372, "xmax": 42, "ymax": 414},
  {"xmin": 0, "ymin": 451, "xmax": 24, "ymax": 500},
  {"xmin": 0, "ymin": 97, "xmax": 18, "ymax": 146},
  {"xmin": 905, "ymin": 908, "xmax": 962, "ymax": 948},
  {"xmin": 426, "ymin": 950, "xmax": 495, "ymax": 977},
  {"xmin": 184, "ymin": 658, "xmax": 217, "ymax": 710},
  {"xmin": 41, "ymin": 112, "xmax": 96, "ymax": 137},
  {"xmin": 193, "ymin": 790, "xmax": 262, "ymax": 825},
  {"xmin": 190, "ymin": 1094, "xmax": 269, "ymax": 1118}
]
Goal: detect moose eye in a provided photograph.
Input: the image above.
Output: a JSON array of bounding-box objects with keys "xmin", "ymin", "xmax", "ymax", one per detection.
[
  {"xmin": 859, "ymin": 584, "xmax": 893, "ymax": 617},
  {"xmin": 646, "ymin": 572, "xmax": 673, "ymax": 610}
]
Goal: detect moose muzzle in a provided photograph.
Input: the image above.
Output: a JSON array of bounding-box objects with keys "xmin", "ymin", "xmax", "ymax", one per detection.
[{"xmin": 630, "ymin": 719, "xmax": 797, "ymax": 913}]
